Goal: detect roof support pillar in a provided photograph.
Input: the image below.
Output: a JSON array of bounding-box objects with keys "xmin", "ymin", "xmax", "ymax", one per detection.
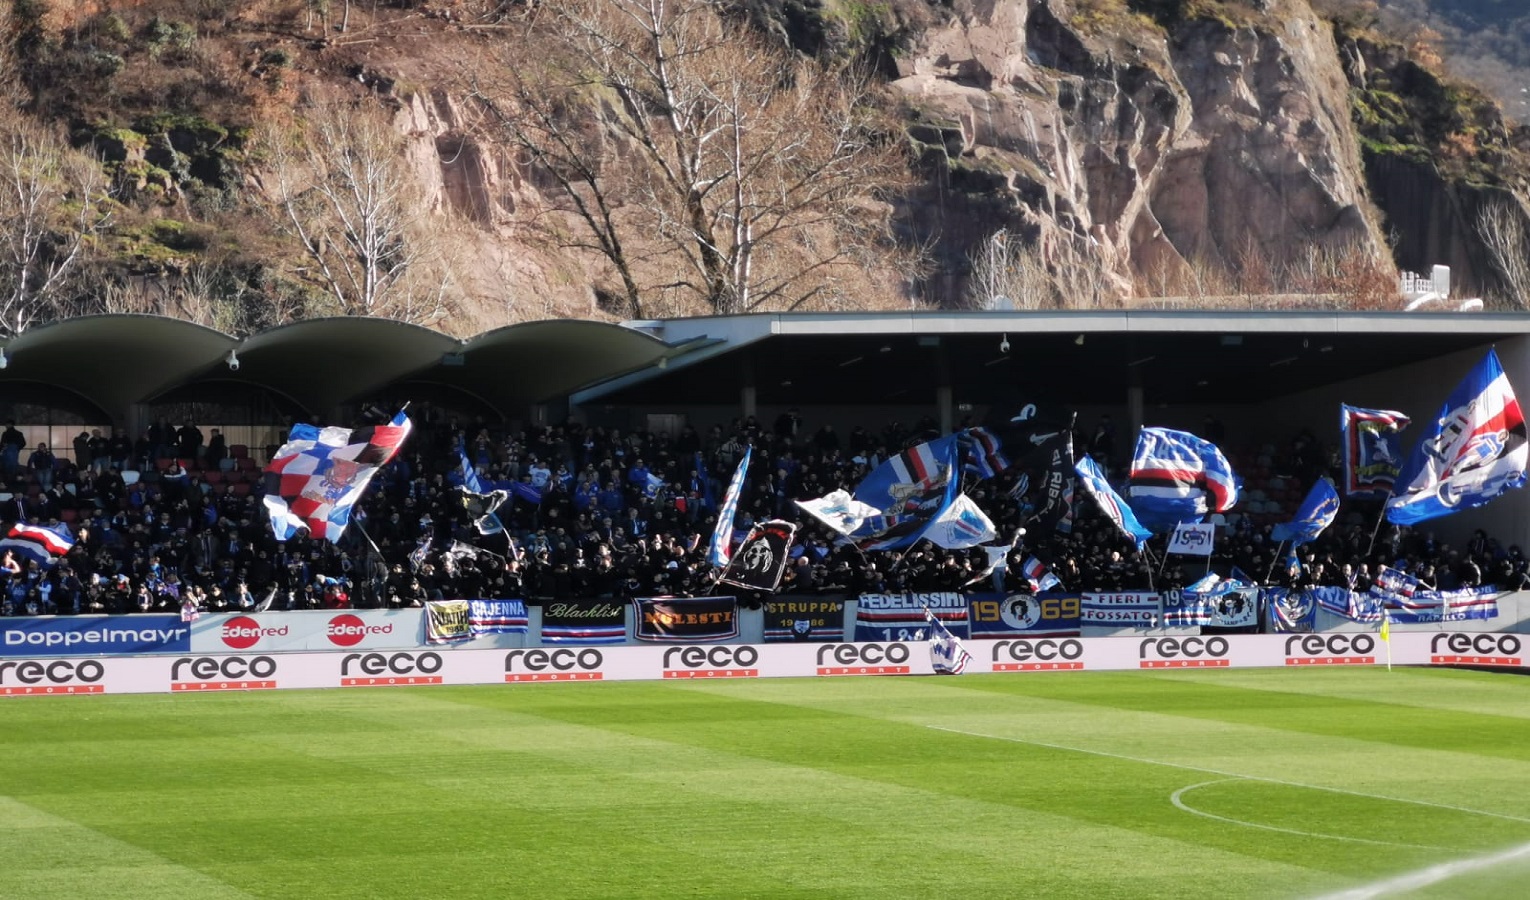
[
  {"xmin": 1128, "ymin": 384, "xmax": 1144, "ymax": 440},
  {"xmin": 740, "ymin": 354, "xmax": 757, "ymax": 419}
]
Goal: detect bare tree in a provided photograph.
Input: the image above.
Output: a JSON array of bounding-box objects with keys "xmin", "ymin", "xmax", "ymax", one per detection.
[
  {"xmin": 0, "ymin": 117, "xmax": 111, "ymax": 337},
  {"xmin": 475, "ymin": 0, "xmax": 918, "ymax": 316},
  {"xmin": 1476, "ymin": 197, "xmax": 1530, "ymax": 310},
  {"xmin": 260, "ymin": 99, "xmax": 453, "ymax": 326},
  {"xmin": 965, "ymin": 228, "xmax": 1052, "ymax": 310}
]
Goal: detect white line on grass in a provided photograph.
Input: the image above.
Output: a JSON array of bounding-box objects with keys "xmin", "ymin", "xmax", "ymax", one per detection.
[
  {"xmin": 926, "ymin": 725, "xmax": 1530, "ymax": 825},
  {"xmin": 1170, "ymin": 780, "xmax": 1454, "ymax": 851},
  {"xmin": 1311, "ymin": 839, "xmax": 1530, "ymax": 899}
]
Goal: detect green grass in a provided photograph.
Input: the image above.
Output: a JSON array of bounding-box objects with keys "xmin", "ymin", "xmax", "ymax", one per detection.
[{"xmin": 3, "ymin": 668, "xmax": 1529, "ymax": 898}]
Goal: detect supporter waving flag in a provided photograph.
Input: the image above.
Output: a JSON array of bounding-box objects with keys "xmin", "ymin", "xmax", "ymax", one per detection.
[
  {"xmin": 851, "ymin": 435, "xmax": 960, "ymax": 550},
  {"xmin": 0, "ymin": 522, "xmax": 74, "ymax": 567},
  {"xmin": 708, "ymin": 446, "xmax": 751, "ymax": 567},
  {"xmin": 263, "ymin": 411, "xmax": 413, "ymax": 543},
  {"xmin": 1126, "ymin": 427, "xmax": 1239, "ymax": 533},
  {"xmin": 454, "ymin": 450, "xmax": 506, "ymax": 535},
  {"xmin": 1387, "ymin": 349, "xmax": 1528, "ymax": 525}
]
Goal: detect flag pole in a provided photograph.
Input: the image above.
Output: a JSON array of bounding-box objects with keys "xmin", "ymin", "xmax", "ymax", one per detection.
[{"xmin": 1264, "ymin": 539, "xmax": 1286, "ymax": 583}]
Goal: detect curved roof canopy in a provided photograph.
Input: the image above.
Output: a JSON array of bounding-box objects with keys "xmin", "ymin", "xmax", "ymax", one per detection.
[
  {"xmin": 3, "ymin": 315, "xmax": 236, "ymax": 420},
  {"xmin": 0, "ymin": 314, "xmax": 675, "ymax": 421}
]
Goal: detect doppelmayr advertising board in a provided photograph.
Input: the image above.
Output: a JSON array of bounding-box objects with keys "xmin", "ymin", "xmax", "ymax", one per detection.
[
  {"xmin": 189, "ymin": 610, "xmax": 425, "ymax": 653},
  {"xmin": 1, "ymin": 615, "xmax": 191, "ymax": 657}
]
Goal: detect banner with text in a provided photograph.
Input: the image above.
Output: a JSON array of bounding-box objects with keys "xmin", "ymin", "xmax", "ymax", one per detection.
[
  {"xmin": 189, "ymin": 610, "xmax": 425, "ymax": 654},
  {"xmin": 967, "ymin": 593, "xmax": 1082, "ymax": 638},
  {"xmin": 540, "ymin": 600, "xmax": 626, "ymax": 644},
  {"xmin": 854, "ymin": 592, "xmax": 969, "ymax": 642},
  {"xmin": 633, "ymin": 596, "xmax": 740, "ymax": 643},
  {"xmin": 763, "ymin": 596, "xmax": 846, "ymax": 642},
  {"xmin": 426, "ymin": 600, "xmax": 472, "ymax": 644},
  {"xmin": 1080, "ymin": 592, "xmax": 1159, "ymax": 628},
  {"xmin": 469, "ymin": 599, "xmax": 529, "ymax": 636},
  {"xmin": 1, "ymin": 615, "xmax": 191, "ymax": 657}
]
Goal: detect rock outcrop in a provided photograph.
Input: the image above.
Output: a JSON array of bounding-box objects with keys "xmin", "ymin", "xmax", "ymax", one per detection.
[{"xmin": 888, "ymin": 0, "xmax": 1388, "ymax": 305}]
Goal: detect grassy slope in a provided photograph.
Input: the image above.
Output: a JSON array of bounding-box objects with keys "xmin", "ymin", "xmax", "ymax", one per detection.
[{"xmin": 1, "ymin": 669, "xmax": 1528, "ymax": 898}]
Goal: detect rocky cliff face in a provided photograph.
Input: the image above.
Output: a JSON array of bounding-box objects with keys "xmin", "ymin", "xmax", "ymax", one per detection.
[{"xmin": 887, "ymin": 0, "xmax": 1389, "ymax": 305}]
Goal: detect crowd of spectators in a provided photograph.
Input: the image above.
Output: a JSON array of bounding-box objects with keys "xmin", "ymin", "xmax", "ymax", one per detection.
[{"xmin": 0, "ymin": 406, "xmax": 1525, "ymax": 618}]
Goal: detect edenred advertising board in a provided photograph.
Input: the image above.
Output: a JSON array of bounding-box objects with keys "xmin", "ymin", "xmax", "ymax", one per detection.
[
  {"xmin": 189, "ymin": 610, "xmax": 424, "ymax": 654},
  {"xmin": 0, "ymin": 632, "xmax": 1503, "ymax": 698}
]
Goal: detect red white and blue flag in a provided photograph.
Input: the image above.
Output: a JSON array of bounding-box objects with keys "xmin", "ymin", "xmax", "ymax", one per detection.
[
  {"xmin": 1387, "ymin": 349, "xmax": 1528, "ymax": 525},
  {"xmin": 1021, "ymin": 556, "xmax": 1061, "ymax": 593},
  {"xmin": 263, "ymin": 411, "xmax": 412, "ymax": 543},
  {"xmin": 708, "ymin": 446, "xmax": 752, "ymax": 568},
  {"xmin": 1340, "ymin": 405, "xmax": 1410, "ymax": 497},
  {"xmin": 1127, "ymin": 427, "xmax": 1239, "ymax": 533},
  {"xmin": 0, "ymin": 522, "xmax": 74, "ymax": 567}
]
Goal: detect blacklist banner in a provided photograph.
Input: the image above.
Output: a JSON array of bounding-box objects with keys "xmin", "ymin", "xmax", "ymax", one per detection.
[
  {"xmin": 633, "ymin": 596, "xmax": 740, "ymax": 643},
  {"xmin": 763, "ymin": 596, "xmax": 846, "ymax": 642},
  {"xmin": 967, "ymin": 592, "xmax": 1081, "ymax": 638},
  {"xmin": 541, "ymin": 600, "xmax": 626, "ymax": 644},
  {"xmin": 854, "ymin": 592, "xmax": 968, "ymax": 642},
  {"xmin": 425, "ymin": 600, "xmax": 472, "ymax": 644},
  {"xmin": 1, "ymin": 615, "xmax": 191, "ymax": 657},
  {"xmin": 720, "ymin": 520, "xmax": 798, "ymax": 593}
]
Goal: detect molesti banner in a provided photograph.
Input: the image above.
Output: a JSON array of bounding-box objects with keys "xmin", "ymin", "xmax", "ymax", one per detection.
[{"xmin": 633, "ymin": 596, "xmax": 739, "ymax": 642}]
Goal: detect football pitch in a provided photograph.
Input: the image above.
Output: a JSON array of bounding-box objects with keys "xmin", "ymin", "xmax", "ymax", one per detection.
[{"xmin": 2, "ymin": 668, "xmax": 1529, "ymax": 899}]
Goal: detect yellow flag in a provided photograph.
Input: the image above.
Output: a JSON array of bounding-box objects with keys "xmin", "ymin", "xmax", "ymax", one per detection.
[{"xmin": 1380, "ymin": 616, "xmax": 1390, "ymax": 643}]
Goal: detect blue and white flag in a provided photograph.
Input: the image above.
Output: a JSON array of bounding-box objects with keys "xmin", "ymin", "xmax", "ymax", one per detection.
[
  {"xmin": 708, "ymin": 447, "xmax": 751, "ymax": 567},
  {"xmin": 959, "ymin": 427, "xmax": 1008, "ymax": 480},
  {"xmin": 1388, "ymin": 349, "xmax": 1528, "ymax": 525},
  {"xmin": 1167, "ymin": 522, "xmax": 1215, "ymax": 556},
  {"xmin": 1271, "ymin": 479, "xmax": 1340, "ymax": 546},
  {"xmin": 1341, "ymin": 405, "xmax": 1410, "ymax": 496},
  {"xmin": 1265, "ymin": 588, "xmax": 1316, "ymax": 633},
  {"xmin": 1073, "ymin": 455, "xmax": 1152, "ymax": 548},
  {"xmin": 921, "ymin": 494, "xmax": 997, "ymax": 550},
  {"xmin": 1162, "ymin": 576, "xmax": 1258, "ymax": 628},
  {"xmin": 925, "ymin": 607, "xmax": 972, "ymax": 675},
  {"xmin": 794, "ymin": 490, "xmax": 881, "ymax": 536},
  {"xmin": 1373, "ymin": 565, "xmax": 1420, "ymax": 598},
  {"xmin": 1127, "ymin": 427, "xmax": 1239, "ymax": 533}
]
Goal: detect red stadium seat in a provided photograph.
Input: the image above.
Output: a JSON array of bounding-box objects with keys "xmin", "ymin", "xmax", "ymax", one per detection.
[
  {"xmin": 230, "ymin": 483, "xmax": 252, "ymax": 497},
  {"xmin": 59, "ymin": 509, "xmax": 77, "ymax": 523},
  {"xmin": 230, "ymin": 444, "xmax": 249, "ymax": 459}
]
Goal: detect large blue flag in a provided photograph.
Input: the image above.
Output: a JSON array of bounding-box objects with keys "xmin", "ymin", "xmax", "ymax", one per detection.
[
  {"xmin": 1271, "ymin": 478, "xmax": 1339, "ymax": 546},
  {"xmin": 1340, "ymin": 405, "xmax": 1410, "ymax": 497},
  {"xmin": 1073, "ymin": 455, "xmax": 1152, "ymax": 548},
  {"xmin": 708, "ymin": 447, "xmax": 751, "ymax": 567},
  {"xmin": 852, "ymin": 435, "xmax": 961, "ymax": 550},
  {"xmin": 1388, "ymin": 349, "xmax": 1528, "ymax": 525},
  {"xmin": 1127, "ymin": 427, "xmax": 1239, "ymax": 533}
]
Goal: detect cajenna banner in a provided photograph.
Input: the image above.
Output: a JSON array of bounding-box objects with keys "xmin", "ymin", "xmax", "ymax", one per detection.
[
  {"xmin": 763, "ymin": 596, "xmax": 846, "ymax": 642},
  {"xmin": 633, "ymin": 596, "xmax": 740, "ymax": 643},
  {"xmin": 540, "ymin": 599, "xmax": 627, "ymax": 645}
]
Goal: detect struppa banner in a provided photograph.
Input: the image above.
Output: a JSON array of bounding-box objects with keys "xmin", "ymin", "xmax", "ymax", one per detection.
[{"xmin": 1, "ymin": 615, "xmax": 192, "ymax": 657}]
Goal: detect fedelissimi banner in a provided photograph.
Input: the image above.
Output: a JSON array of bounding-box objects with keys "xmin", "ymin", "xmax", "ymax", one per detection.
[
  {"xmin": 854, "ymin": 592, "xmax": 969, "ymax": 642},
  {"xmin": 1, "ymin": 615, "xmax": 191, "ymax": 657}
]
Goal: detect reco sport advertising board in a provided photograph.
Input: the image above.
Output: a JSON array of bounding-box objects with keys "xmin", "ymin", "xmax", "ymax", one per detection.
[{"xmin": 0, "ymin": 632, "xmax": 1521, "ymax": 697}]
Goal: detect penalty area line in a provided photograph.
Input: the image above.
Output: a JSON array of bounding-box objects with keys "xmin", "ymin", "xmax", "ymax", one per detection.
[
  {"xmin": 1311, "ymin": 840, "xmax": 1530, "ymax": 900},
  {"xmin": 925, "ymin": 724, "xmax": 1530, "ymax": 825}
]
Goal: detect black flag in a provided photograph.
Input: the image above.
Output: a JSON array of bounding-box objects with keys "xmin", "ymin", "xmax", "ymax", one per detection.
[{"xmin": 719, "ymin": 520, "xmax": 798, "ymax": 593}]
